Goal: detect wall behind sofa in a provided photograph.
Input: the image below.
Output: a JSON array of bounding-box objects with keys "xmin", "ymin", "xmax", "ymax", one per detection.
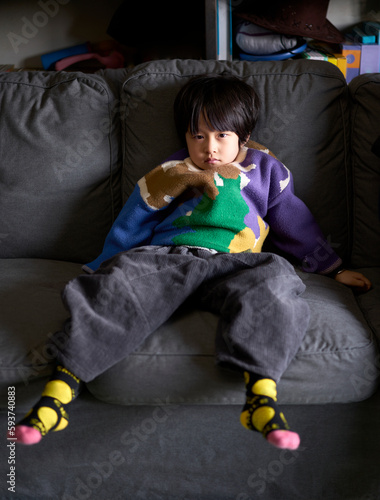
[
  {"xmin": 0, "ymin": 0, "xmax": 123, "ymax": 68},
  {"xmin": 0, "ymin": 0, "xmax": 379, "ymax": 69}
]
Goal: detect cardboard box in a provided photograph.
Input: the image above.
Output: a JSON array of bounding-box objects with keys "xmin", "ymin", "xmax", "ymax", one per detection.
[
  {"xmin": 360, "ymin": 43, "xmax": 380, "ymax": 73},
  {"xmin": 340, "ymin": 41, "xmax": 361, "ymax": 82}
]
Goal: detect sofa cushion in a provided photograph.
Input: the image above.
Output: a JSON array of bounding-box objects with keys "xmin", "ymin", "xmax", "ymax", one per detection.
[
  {"xmin": 0, "ymin": 71, "xmax": 122, "ymax": 263},
  {"xmin": 0, "ymin": 259, "xmax": 81, "ymax": 391},
  {"xmin": 121, "ymin": 59, "xmax": 351, "ymax": 263},
  {"xmin": 356, "ymin": 267, "xmax": 380, "ymax": 343},
  {"xmin": 83, "ymin": 60, "xmax": 378, "ymax": 405},
  {"xmin": 349, "ymin": 74, "xmax": 380, "ymax": 268},
  {"xmin": 86, "ymin": 272, "xmax": 378, "ymax": 405},
  {"xmin": 2, "ymin": 62, "xmax": 378, "ymax": 409},
  {"xmin": 2, "ymin": 258, "xmax": 377, "ymax": 405}
]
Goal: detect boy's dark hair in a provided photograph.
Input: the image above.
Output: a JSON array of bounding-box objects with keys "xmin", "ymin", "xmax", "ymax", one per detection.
[{"xmin": 173, "ymin": 74, "xmax": 259, "ymax": 146}]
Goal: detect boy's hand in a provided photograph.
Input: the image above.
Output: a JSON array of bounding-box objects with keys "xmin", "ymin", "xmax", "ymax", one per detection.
[{"xmin": 334, "ymin": 270, "xmax": 372, "ymax": 292}]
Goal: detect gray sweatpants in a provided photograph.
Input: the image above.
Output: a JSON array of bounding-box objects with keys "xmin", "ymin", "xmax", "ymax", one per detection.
[{"xmin": 52, "ymin": 246, "xmax": 310, "ymax": 383}]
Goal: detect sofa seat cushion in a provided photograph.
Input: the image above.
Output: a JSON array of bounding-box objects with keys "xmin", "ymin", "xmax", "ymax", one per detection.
[
  {"xmin": 87, "ymin": 271, "xmax": 379, "ymax": 405},
  {"xmin": 0, "ymin": 259, "xmax": 81, "ymax": 391},
  {"xmin": 1, "ymin": 259, "xmax": 378, "ymax": 405}
]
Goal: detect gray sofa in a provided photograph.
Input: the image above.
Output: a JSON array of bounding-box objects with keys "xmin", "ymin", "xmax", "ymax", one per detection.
[{"xmin": 1, "ymin": 59, "xmax": 379, "ymax": 500}]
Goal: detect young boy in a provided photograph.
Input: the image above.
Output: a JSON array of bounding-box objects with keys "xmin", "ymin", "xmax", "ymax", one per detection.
[{"xmin": 13, "ymin": 75, "xmax": 371, "ymax": 450}]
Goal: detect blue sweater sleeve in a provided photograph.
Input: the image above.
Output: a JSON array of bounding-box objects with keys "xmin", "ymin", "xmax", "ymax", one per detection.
[
  {"xmin": 84, "ymin": 148, "xmax": 192, "ymax": 272},
  {"xmin": 84, "ymin": 185, "xmax": 164, "ymax": 272}
]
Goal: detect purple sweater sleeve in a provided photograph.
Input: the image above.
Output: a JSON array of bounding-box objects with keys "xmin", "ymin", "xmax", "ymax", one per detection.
[{"xmin": 266, "ymin": 171, "xmax": 342, "ymax": 274}]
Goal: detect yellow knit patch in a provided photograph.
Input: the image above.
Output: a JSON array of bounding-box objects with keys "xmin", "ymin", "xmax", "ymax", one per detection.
[
  {"xmin": 54, "ymin": 417, "xmax": 68, "ymax": 432},
  {"xmin": 280, "ymin": 412, "xmax": 287, "ymax": 425},
  {"xmin": 240, "ymin": 409, "xmax": 251, "ymax": 430},
  {"xmin": 252, "ymin": 379, "xmax": 277, "ymax": 400},
  {"xmin": 228, "ymin": 227, "xmax": 256, "ymax": 253},
  {"xmin": 42, "ymin": 380, "xmax": 73, "ymax": 404},
  {"xmin": 37, "ymin": 407, "xmax": 58, "ymax": 432},
  {"xmin": 251, "ymin": 406, "xmax": 276, "ymax": 432},
  {"xmin": 228, "ymin": 216, "xmax": 269, "ymax": 253},
  {"xmin": 254, "ymin": 215, "xmax": 270, "ymax": 252},
  {"xmin": 57, "ymin": 365, "xmax": 81, "ymax": 384}
]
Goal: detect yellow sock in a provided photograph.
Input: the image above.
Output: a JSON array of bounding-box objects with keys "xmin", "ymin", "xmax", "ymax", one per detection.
[
  {"xmin": 15, "ymin": 366, "xmax": 81, "ymax": 443},
  {"xmin": 240, "ymin": 372, "xmax": 299, "ymax": 449}
]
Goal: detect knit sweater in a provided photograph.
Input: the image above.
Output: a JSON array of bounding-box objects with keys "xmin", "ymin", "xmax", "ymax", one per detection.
[{"xmin": 85, "ymin": 144, "xmax": 342, "ymax": 274}]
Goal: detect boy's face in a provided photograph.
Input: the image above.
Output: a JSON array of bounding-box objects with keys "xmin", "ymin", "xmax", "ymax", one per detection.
[{"xmin": 185, "ymin": 115, "xmax": 240, "ymax": 170}]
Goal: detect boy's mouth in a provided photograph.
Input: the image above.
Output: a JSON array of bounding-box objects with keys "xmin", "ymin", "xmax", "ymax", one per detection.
[{"xmin": 205, "ymin": 157, "xmax": 219, "ymax": 165}]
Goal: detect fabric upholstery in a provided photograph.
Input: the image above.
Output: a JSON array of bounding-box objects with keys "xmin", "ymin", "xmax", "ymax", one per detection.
[
  {"xmin": 349, "ymin": 74, "xmax": 380, "ymax": 268},
  {"xmin": 0, "ymin": 259, "xmax": 81, "ymax": 391},
  {"xmin": 0, "ymin": 71, "xmax": 122, "ymax": 263},
  {"xmin": 0, "ymin": 60, "xmax": 379, "ymax": 500},
  {"xmin": 121, "ymin": 59, "xmax": 351, "ymax": 263},
  {"xmin": 87, "ymin": 270, "xmax": 378, "ymax": 405}
]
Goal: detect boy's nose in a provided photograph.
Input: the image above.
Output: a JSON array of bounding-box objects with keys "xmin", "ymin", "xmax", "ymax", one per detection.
[{"xmin": 205, "ymin": 138, "xmax": 217, "ymax": 154}]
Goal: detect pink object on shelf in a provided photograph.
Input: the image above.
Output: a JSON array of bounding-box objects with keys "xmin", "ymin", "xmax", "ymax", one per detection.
[{"xmin": 55, "ymin": 50, "xmax": 125, "ymax": 71}]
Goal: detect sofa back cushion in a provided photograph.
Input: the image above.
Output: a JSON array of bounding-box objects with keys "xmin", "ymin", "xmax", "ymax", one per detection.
[
  {"xmin": 349, "ymin": 74, "xmax": 380, "ymax": 268},
  {"xmin": 0, "ymin": 71, "xmax": 122, "ymax": 263},
  {"xmin": 121, "ymin": 59, "xmax": 351, "ymax": 263}
]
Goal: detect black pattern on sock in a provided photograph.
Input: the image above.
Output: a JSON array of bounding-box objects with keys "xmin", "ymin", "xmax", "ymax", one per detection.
[{"xmin": 16, "ymin": 365, "xmax": 82, "ymax": 437}]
